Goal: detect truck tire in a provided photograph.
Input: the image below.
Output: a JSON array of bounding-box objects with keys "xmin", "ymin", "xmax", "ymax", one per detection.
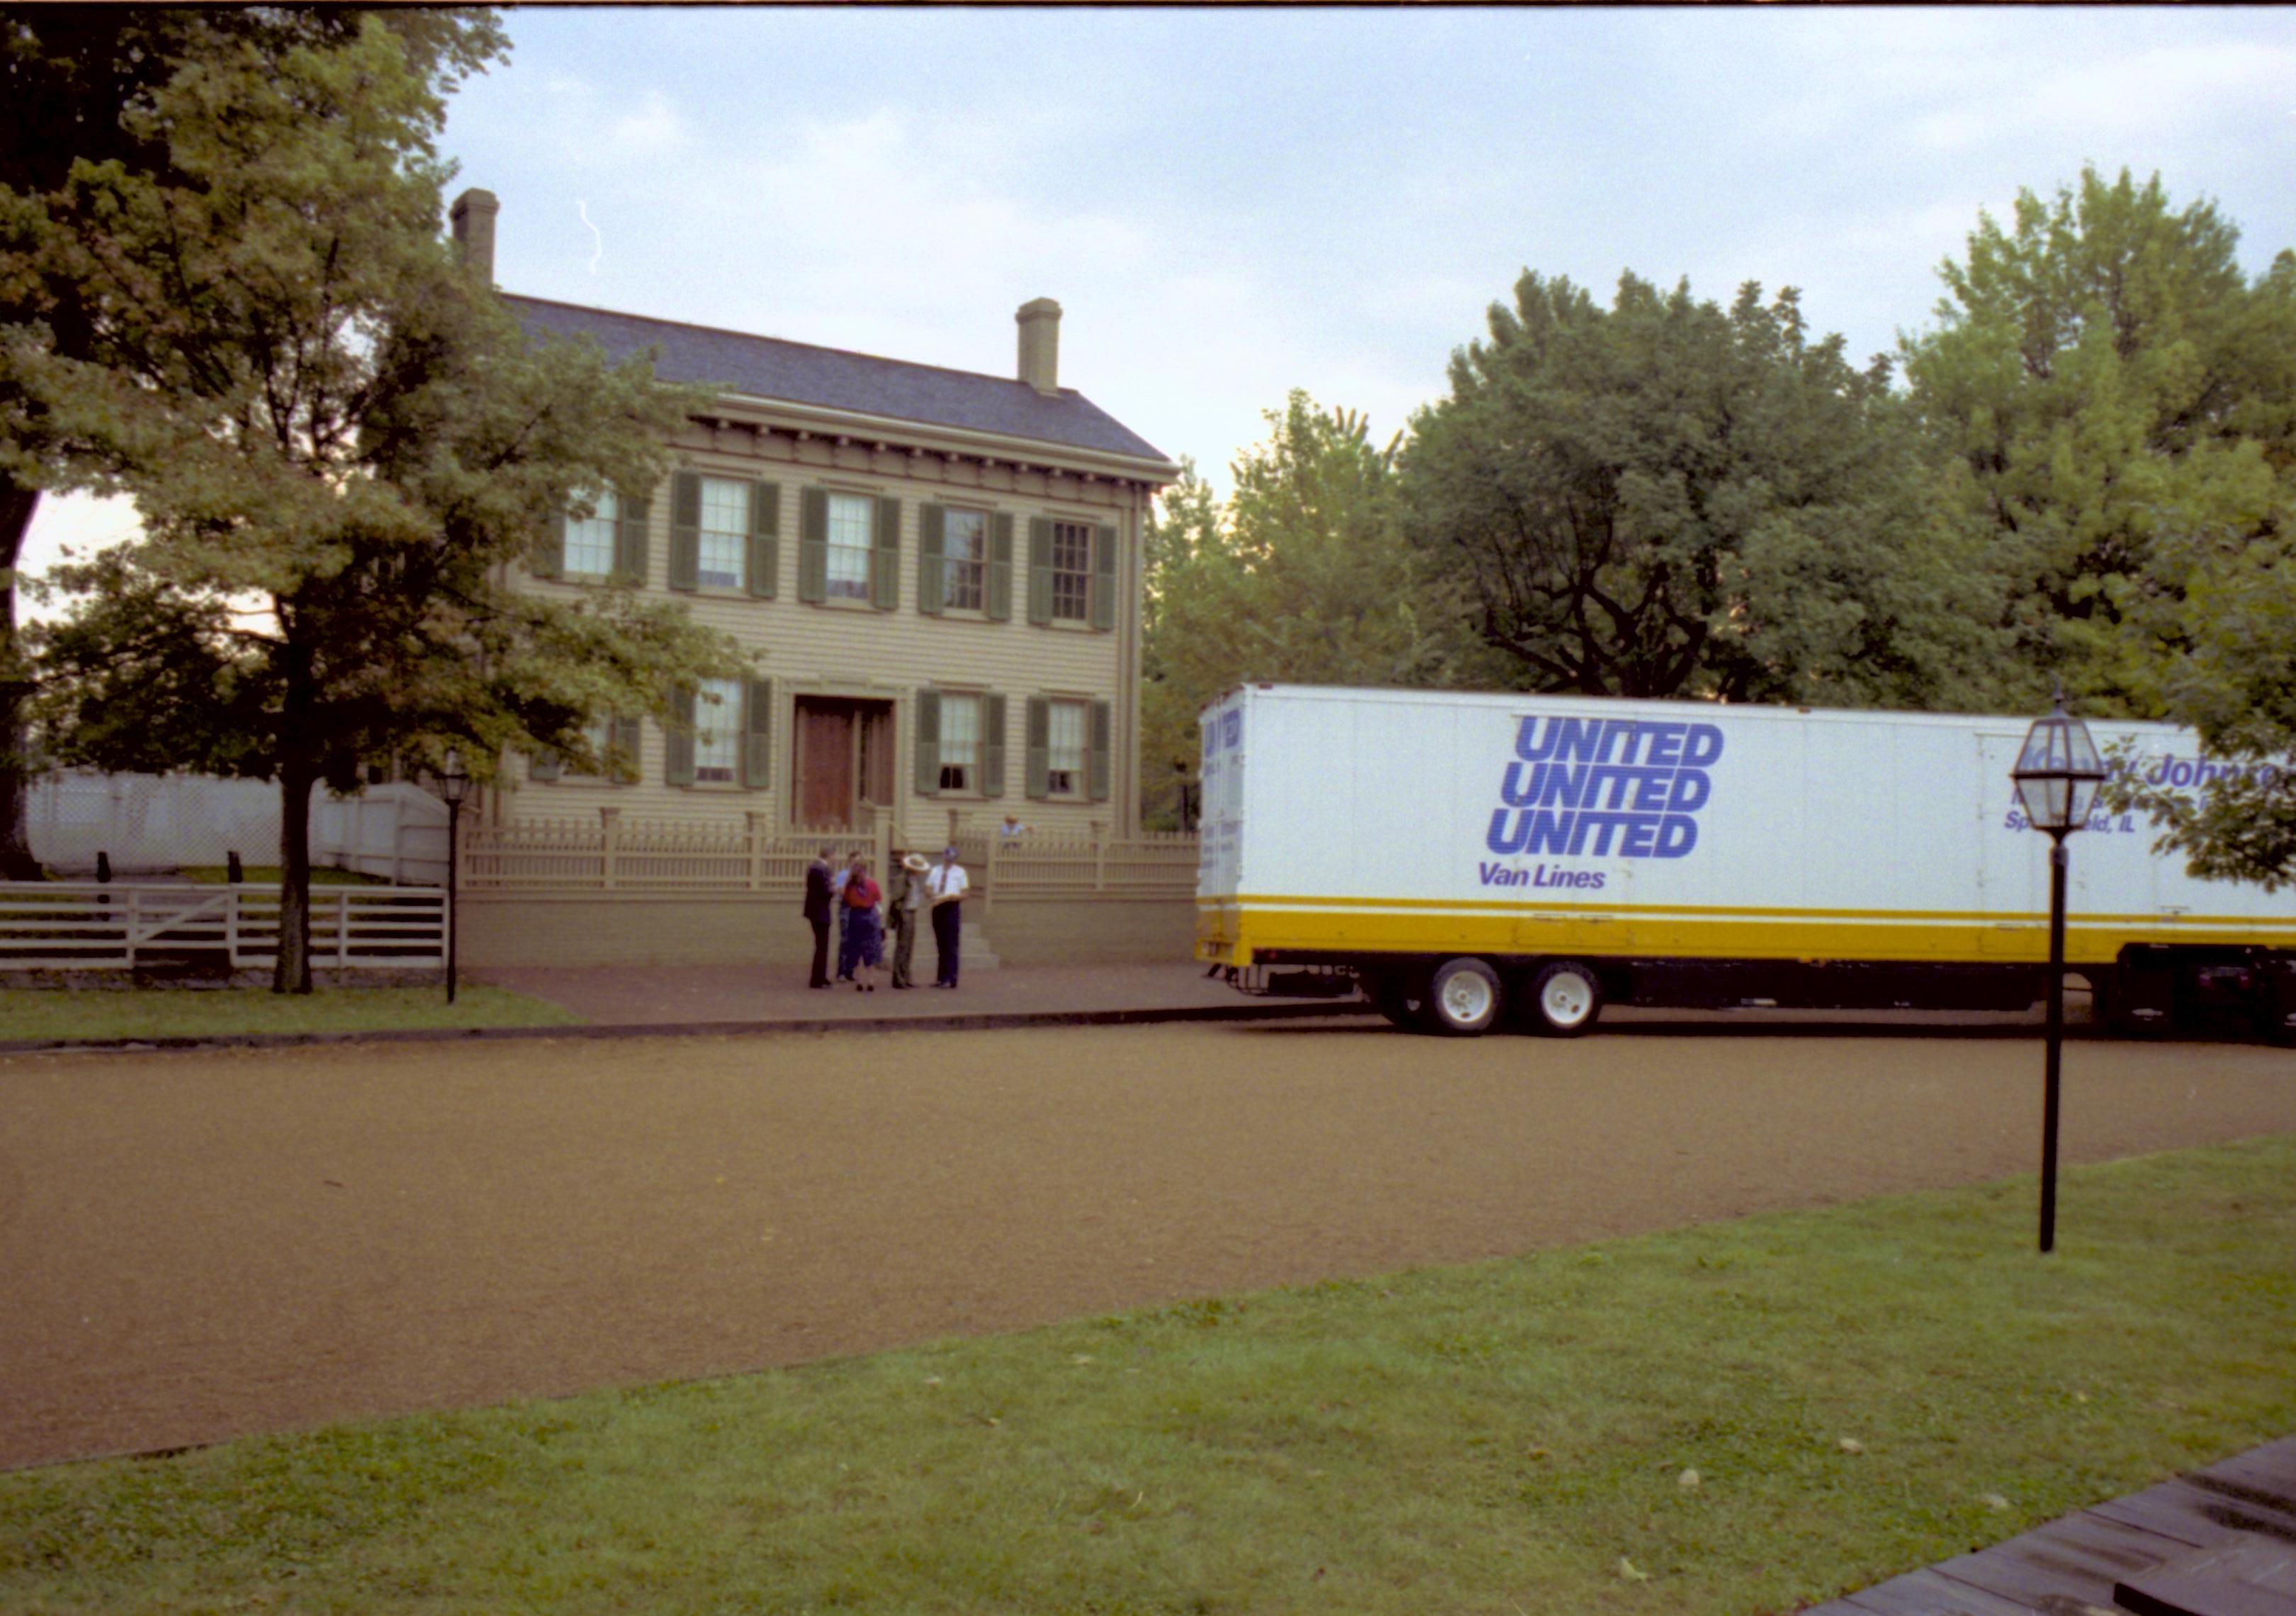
[
  {"xmin": 1527, "ymin": 960, "xmax": 1604, "ymax": 1037},
  {"xmin": 1426, "ymin": 958, "xmax": 1503, "ymax": 1036}
]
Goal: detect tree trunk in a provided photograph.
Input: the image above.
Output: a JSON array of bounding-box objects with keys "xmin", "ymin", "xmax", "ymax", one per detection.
[
  {"xmin": 0, "ymin": 473, "xmax": 43, "ymax": 882},
  {"xmin": 273, "ymin": 645, "xmax": 315, "ymax": 994}
]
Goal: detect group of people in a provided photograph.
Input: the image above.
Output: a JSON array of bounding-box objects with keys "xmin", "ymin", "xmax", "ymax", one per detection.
[{"xmin": 802, "ymin": 843, "xmax": 970, "ymax": 991}]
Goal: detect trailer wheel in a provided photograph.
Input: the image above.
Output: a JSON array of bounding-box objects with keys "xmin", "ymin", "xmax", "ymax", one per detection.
[
  {"xmin": 1426, "ymin": 958, "xmax": 1503, "ymax": 1036},
  {"xmin": 1527, "ymin": 960, "xmax": 1604, "ymax": 1037}
]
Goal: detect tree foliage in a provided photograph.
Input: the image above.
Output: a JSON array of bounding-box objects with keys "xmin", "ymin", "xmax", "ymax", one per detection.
[
  {"xmin": 1905, "ymin": 167, "xmax": 2296, "ymax": 885},
  {"xmin": 3, "ymin": 11, "xmax": 736, "ymax": 987},
  {"xmin": 1401, "ymin": 271, "xmax": 2012, "ymax": 709},
  {"xmin": 1140, "ymin": 393, "xmax": 1471, "ymax": 824}
]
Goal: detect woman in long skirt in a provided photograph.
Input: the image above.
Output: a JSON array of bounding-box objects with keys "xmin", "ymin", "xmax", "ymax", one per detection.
[{"xmin": 843, "ymin": 858, "xmax": 886, "ymax": 992}]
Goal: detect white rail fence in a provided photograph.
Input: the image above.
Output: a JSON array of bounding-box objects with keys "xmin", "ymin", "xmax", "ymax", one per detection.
[
  {"xmin": 461, "ymin": 814, "xmax": 1199, "ymax": 907},
  {"xmin": 0, "ymin": 883, "xmax": 446, "ymax": 972},
  {"xmin": 28, "ymin": 773, "xmax": 449, "ymax": 885}
]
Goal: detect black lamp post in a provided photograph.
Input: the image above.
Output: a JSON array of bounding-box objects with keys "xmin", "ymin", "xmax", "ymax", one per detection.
[
  {"xmin": 439, "ymin": 749, "xmax": 469, "ymax": 1004},
  {"xmin": 2009, "ymin": 692, "xmax": 2106, "ymax": 1254}
]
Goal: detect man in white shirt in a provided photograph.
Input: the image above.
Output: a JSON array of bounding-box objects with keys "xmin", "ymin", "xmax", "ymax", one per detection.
[{"xmin": 928, "ymin": 844, "xmax": 970, "ymax": 988}]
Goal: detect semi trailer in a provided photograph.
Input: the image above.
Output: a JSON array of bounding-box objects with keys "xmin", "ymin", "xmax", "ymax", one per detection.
[{"xmin": 1193, "ymin": 684, "xmax": 2296, "ymax": 1040}]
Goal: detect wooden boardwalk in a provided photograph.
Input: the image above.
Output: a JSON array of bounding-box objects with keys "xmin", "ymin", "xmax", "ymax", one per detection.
[{"xmin": 1803, "ymin": 1435, "xmax": 2296, "ymax": 1615}]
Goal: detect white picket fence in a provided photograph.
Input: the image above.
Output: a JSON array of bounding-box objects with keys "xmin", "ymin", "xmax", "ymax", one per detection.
[
  {"xmin": 0, "ymin": 882, "xmax": 447, "ymax": 971},
  {"xmin": 27, "ymin": 773, "xmax": 449, "ymax": 885}
]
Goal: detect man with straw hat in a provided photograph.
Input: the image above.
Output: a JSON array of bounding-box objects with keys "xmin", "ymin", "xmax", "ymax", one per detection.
[{"xmin": 887, "ymin": 848, "xmax": 929, "ymax": 989}]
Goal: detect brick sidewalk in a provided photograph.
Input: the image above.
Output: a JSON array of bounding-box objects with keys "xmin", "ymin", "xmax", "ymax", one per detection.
[{"xmin": 470, "ymin": 960, "xmax": 1296, "ymax": 1028}]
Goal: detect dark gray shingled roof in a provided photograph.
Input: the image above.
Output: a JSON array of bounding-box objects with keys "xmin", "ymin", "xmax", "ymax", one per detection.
[{"xmin": 506, "ymin": 294, "xmax": 1171, "ymax": 468}]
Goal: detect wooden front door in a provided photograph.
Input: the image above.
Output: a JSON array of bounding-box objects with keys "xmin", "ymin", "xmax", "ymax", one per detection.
[{"xmin": 795, "ymin": 702, "xmax": 855, "ymax": 828}]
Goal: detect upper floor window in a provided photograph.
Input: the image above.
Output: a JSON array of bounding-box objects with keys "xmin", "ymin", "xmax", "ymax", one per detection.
[
  {"xmin": 694, "ymin": 678, "xmax": 741, "ymax": 783},
  {"xmin": 699, "ymin": 478, "xmax": 750, "ymax": 590},
  {"xmin": 826, "ymin": 493, "xmax": 874, "ymax": 601},
  {"xmin": 563, "ymin": 490, "xmax": 618, "ymax": 575},
  {"xmin": 1045, "ymin": 699, "xmax": 1087, "ymax": 797},
  {"xmin": 1051, "ymin": 521, "xmax": 1093, "ymax": 622},
  {"xmin": 943, "ymin": 509, "xmax": 987, "ymax": 611},
  {"xmin": 938, "ymin": 692, "xmax": 981, "ymax": 793}
]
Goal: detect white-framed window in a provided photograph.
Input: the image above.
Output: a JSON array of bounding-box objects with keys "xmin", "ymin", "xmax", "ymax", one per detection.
[
  {"xmin": 694, "ymin": 678, "xmax": 741, "ymax": 783},
  {"xmin": 938, "ymin": 692, "xmax": 981, "ymax": 793},
  {"xmin": 565, "ymin": 717, "xmax": 614, "ymax": 778},
  {"xmin": 1045, "ymin": 699, "xmax": 1087, "ymax": 797},
  {"xmin": 563, "ymin": 490, "xmax": 618, "ymax": 575},
  {"xmin": 1051, "ymin": 520, "xmax": 1092, "ymax": 622},
  {"xmin": 699, "ymin": 478, "xmax": 749, "ymax": 590},
  {"xmin": 826, "ymin": 493, "xmax": 874, "ymax": 601},
  {"xmin": 943, "ymin": 508, "xmax": 986, "ymax": 611}
]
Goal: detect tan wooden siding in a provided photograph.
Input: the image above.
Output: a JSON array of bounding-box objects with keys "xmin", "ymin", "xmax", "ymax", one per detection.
[{"xmin": 513, "ymin": 439, "xmax": 1149, "ymax": 847}]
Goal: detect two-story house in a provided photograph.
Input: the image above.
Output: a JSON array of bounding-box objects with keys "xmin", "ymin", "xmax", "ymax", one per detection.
[{"xmin": 451, "ymin": 189, "xmax": 1177, "ymax": 857}]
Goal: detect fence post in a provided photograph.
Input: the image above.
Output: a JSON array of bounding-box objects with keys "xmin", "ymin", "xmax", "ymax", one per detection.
[
  {"xmin": 746, "ymin": 811, "xmax": 766, "ymax": 892},
  {"xmin": 226, "ymin": 885, "xmax": 240, "ymax": 965},
  {"xmin": 124, "ymin": 884, "xmax": 139, "ymax": 967},
  {"xmin": 600, "ymin": 807, "xmax": 620, "ymax": 890},
  {"xmin": 982, "ymin": 829, "xmax": 997, "ymax": 916},
  {"xmin": 1092, "ymin": 820, "xmax": 1108, "ymax": 893}
]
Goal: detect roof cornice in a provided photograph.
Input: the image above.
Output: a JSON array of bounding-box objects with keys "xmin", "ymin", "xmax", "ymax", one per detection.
[{"xmin": 703, "ymin": 392, "xmax": 1181, "ymax": 486}]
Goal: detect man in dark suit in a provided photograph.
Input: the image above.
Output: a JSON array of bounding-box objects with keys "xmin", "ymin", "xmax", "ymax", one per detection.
[{"xmin": 802, "ymin": 845, "xmax": 835, "ymax": 989}]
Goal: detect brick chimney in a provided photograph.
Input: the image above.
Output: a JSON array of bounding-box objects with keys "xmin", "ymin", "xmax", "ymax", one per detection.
[
  {"xmin": 450, "ymin": 187, "xmax": 500, "ymax": 281},
  {"xmin": 1015, "ymin": 298, "xmax": 1062, "ymax": 395}
]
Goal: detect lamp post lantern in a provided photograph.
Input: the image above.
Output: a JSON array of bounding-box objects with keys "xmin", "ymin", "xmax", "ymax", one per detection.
[
  {"xmin": 2009, "ymin": 692, "xmax": 2106, "ymax": 1254},
  {"xmin": 439, "ymin": 749, "xmax": 470, "ymax": 1004}
]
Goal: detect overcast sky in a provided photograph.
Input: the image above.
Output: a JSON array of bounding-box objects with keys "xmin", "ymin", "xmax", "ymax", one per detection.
[{"xmin": 21, "ymin": 5, "xmax": 2295, "ymax": 600}]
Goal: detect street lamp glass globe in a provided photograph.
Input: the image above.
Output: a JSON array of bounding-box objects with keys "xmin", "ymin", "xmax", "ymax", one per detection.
[{"xmin": 2010, "ymin": 697, "xmax": 2105, "ymax": 834}]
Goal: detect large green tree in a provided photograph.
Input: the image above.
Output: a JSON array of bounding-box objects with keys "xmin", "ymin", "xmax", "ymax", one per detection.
[
  {"xmin": 1901, "ymin": 165, "xmax": 2296, "ymax": 702},
  {"xmin": 1905, "ymin": 167, "xmax": 2296, "ymax": 885},
  {"xmin": 1401, "ymin": 270, "xmax": 2015, "ymax": 709},
  {"xmin": 1140, "ymin": 393, "xmax": 1472, "ymax": 825},
  {"xmin": 0, "ymin": 7, "xmax": 497, "ymax": 880},
  {"xmin": 5, "ymin": 12, "xmax": 736, "ymax": 989}
]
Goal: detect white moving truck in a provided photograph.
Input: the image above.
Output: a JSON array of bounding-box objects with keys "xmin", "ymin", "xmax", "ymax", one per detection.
[{"xmin": 1195, "ymin": 684, "xmax": 2296, "ymax": 1040}]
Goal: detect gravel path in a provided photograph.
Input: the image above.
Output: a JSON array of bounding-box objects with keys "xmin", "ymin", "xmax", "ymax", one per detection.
[{"xmin": 3, "ymin": 1020, "xmax": 2291, "ymax": 1470}]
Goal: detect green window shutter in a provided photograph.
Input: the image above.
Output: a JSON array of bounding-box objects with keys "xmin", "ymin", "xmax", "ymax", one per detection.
[
  {"xmin": 533, "ymin": 511, "xmax": 565, "ymax": 580},
  {"xmin": 1087, "ymin": 699, "xmax": 1113, "ymax": 802},
  {"xmin": 872, "ymin": 496, "xmax": 901, "ymax": 612},
  {"xmin": 798, "ymin": 487, "xmax": 828, "ymax": 603},
  {"xmin": 668, "ymin": 471, "xmax": 702, "ymax": 591},
  {"xmin": 529, "ymin": 747, "xmax": 563, "ymax": 783},
  {"xmin": 981, "ymin": 692, "xmax": 1007, "ymax": 799},
  {"xmin": 665, "ymin": 687, "xmax": 697, "ymax": 787},
  {"xmin": 1025, "ymin": 695, "xmax": 1051, "ymax": 800},
  {"xmin": 611, "ymin": 716, "xmax": 642, "ymax": 784},
  {"xmin": 988, "ymin": 512, "xmax": 1014, "ymax": 621},
  {"xmin": 743, "ymin": 677, "xmax": 773, "ymax": 790},
  {"xmin": 747, "ymin": 481, "xmax": 780, "ymax": 600},
  {"xmin": 917, "ymin": 504, "xmax": 946, "ymax": 617},
  {"xmin": 1027, "ymin": 517, "xmax": 1054, "ymax": 625},
  {"xmin": 913, "ymin": 688, "xmax": 941, "ymax": 796},
  {"xmin": 1090, "ymin": 523, "xmax": 1118, "ymax": 632},
  {"xmin": 614, "ymin": 494, "xmax": 650, "ymax": 584}
]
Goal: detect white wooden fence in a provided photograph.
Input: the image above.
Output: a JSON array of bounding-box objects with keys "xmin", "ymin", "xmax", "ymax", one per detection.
[
  {"xmin": 0, "ymin": 883, "xmax": 446, "ymax": 971},
  {"xmin": 458, "ymin": 814, "xmax": 1198, "ymax": 907},
  {"xmin": 28, "ymin": 773, "xmax": 450, "ymax": 884}
]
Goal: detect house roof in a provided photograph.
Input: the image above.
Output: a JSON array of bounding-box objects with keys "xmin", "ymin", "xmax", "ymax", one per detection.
[{"xmin": 505, "ymin": 294, "xmax": 1173, "ymax": 471}]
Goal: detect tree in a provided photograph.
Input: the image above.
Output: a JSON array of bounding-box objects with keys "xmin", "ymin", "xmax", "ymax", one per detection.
[
  {"xmin": 1139, "ymin": 393, "xmax": 1473, "ymax": 824},
  {"xmin": 1401, "ymin": 270, "xmax": 2016, "ymax": 709},
  {"xmin": 5, "ymin": 13, "xmax": 738, "ymax": 989},
  {"xmin": 0, "ymin": 7, "xmax": 499, "ymax": 880},
  {"xmin": 1901, "ymin": 165, "xmax": 2296, "ymax": 706},
  {"xmin": 1906, "ymin": 167, "xmax": 2296, "ymax": 885}
]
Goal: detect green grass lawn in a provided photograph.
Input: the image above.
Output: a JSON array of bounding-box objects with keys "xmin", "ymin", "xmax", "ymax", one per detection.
[
  {"xmin": 0, "ymin": 984, "xmax": 583, "ymax": 1043},
  {"xmin": 179, "ymin": 865, "xmax": 388, "ymax": 886},
  {"xmin": 2, "ymin": 1135, "xmax": 2290, "ymax": 1614}
]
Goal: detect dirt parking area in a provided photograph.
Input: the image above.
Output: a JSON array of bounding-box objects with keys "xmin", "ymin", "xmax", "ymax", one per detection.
[{"xmin": 3, "ymin": 1020, "xmax": 2292, "ymax": 1470}]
